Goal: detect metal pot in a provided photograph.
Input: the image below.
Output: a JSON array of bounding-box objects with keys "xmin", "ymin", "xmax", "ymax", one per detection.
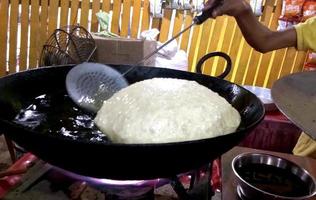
[
  {"xmin": 0, "ymin": 52, "xmax": 265, "ymax": 180},
  {"xmin": 232, "ymin": 153, "xmax": 316, "ymax": 200}
]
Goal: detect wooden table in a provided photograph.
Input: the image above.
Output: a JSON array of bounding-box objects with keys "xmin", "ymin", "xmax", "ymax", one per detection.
[{"xmin": 221, "ymin": 146, "xmax": 316, "ymax": 200}]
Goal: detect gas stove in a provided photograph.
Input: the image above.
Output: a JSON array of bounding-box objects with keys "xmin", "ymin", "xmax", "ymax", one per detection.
[
  {"xmin": 0, "ymin": 153, "xmax": 222, "ymax": 200},
  {"xmin": 7, "ymin": 147, "xmax": 311, "ymax": 200}
]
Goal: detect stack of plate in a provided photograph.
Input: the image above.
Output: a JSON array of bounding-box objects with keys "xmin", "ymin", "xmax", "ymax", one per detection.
[{"xmin": 243, "ymin": 85, "xmax": 277, "ymax": 112}]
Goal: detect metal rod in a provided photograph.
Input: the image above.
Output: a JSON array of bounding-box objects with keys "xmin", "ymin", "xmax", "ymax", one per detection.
[{"xmin": 120, "ymin": 22, "xmax": 196, "ymax": 77}]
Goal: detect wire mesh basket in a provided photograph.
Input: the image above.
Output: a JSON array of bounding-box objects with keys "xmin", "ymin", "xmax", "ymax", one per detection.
[{"xmin": 39, "ymin": 25, "xmax": 96, "ymax": 67}]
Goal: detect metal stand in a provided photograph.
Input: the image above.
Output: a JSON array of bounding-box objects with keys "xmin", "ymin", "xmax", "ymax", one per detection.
[
  {"xmin": 4, "ymin": 135, "xmax": 16, "ymax": 163},
  {"xmin": 171, "ymin": 162, "xmax": 214, "ymax": 200}
]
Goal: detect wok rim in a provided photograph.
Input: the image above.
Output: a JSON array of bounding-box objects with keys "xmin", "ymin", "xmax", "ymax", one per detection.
[{"xmin": 0, "ymin": 64, "xmax": 265, "ymax": 147}]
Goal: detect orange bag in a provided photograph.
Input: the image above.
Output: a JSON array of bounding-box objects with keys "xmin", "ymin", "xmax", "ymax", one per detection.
[
  {"xmin": 282, "ymin": 0, "xmax": 305, "ymax": 21},
  {"xmin": 304, "ymin": 66, "xmax": 316, "ymax": 70},
  {"xmin": 302, "ymin": 0, "xmax": 316, "ymax": 21},
  {"xmin": 306, "ymin": 52, "xmax": 316, "ymax": 64},
  {"xmin": 304, "ymin": 52, "xmax": 316, "ymax": 70}
]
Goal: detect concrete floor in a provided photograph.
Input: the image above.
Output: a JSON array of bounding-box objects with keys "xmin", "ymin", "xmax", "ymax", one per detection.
[{"xmin": 0, "ymin": 135, "xmax": 11, "ymax": 171}]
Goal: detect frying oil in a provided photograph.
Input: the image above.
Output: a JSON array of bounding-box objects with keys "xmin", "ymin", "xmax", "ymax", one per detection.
[{"xmin": 13, "ymin": 92, "xmax": 108, "ymax": 142}]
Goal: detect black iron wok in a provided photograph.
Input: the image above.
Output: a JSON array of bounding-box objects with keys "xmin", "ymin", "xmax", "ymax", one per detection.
[{"xmin": 0, "ymin": 52, "xmax": 264, "ymax": 180}]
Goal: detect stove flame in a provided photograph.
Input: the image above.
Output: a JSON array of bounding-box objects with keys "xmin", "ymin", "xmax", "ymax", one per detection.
[{"xmin": 51, "ymin": 165, "xmax": 170, "ymax": 198}]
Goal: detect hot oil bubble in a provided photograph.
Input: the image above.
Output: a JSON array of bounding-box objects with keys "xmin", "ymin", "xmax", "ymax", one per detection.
[{"xmin": 13, "ymin": 92, "xmax": 109, "ymax": 142}]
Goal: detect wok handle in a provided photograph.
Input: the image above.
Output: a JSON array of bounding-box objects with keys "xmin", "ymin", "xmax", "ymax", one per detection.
[{"xmin": 196, "ymin": 52, "xmax": 232, "ymax": 79}]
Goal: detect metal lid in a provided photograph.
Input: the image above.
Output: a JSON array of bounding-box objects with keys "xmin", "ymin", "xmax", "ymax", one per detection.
[{"xmin": 272, "ymin": 71, "xmax": 316, "ymax": 139}]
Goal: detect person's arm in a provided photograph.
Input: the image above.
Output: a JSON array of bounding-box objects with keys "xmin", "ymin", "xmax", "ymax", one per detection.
[{"xmin": 204, "ymin": 0, "xmax": 297, "ymax": 53}]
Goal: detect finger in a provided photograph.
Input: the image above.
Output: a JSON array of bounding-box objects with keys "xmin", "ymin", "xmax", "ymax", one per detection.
[
  {"xmin": 203, "ymin": 0, "xmax": 216, "ymax": 11},
  {"xmin": 211, "ymin": 1, "xmax": 230, "ymax": 17},
  {"xmin": 212, "ymin": 7, "xmax": 224, "ymax": 18}
]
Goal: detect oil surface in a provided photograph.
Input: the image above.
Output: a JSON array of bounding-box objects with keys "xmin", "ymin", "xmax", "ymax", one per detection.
[
  {"xmin": 13, "ymin": 91, "xmax": 108, "ymax": 142},
  {"xmin": 237, "ymin": 163, "xmax": 311, "ymax": 197}
]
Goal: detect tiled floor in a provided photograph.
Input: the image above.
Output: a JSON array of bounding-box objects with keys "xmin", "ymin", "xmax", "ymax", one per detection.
[{"xmin": 0, "ymin": 135, "xmax": 11, "ymax": 171}]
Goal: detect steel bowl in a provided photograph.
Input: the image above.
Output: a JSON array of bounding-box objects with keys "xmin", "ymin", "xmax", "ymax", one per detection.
[
  {"xmin": 243, "ymin": 85, "xmax": 277, "ymax": 112},
  {"xmin": 232, "ymin": 153, "xmax": 316, "ymax": 200}
]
